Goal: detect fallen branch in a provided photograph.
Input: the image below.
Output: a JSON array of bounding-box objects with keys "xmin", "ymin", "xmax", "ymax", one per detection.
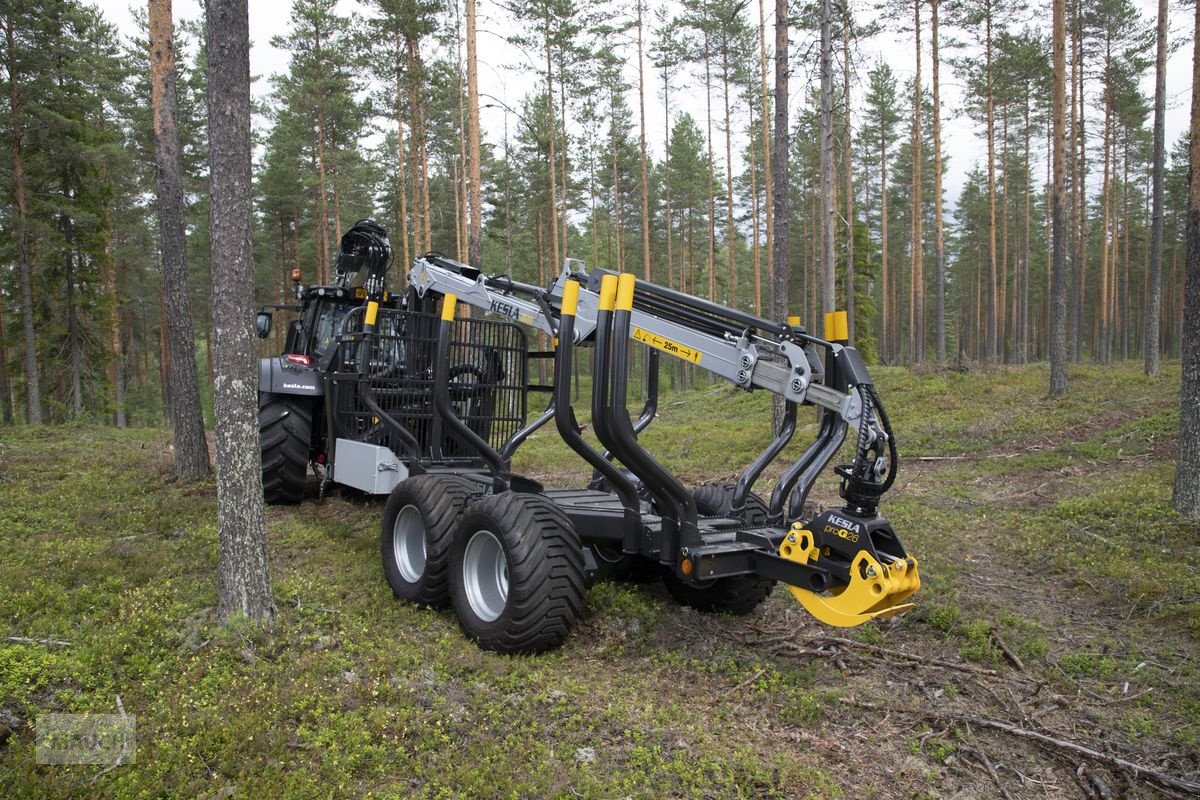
[
  {"xmin": 7, "ymin": 635, "xmax": 72, "ymax": 647},
  {"xmin": 842, "ymin": 698, "xmax": 1200, "ymax": 796},
  {"xmin": 959, "ymin": 745, "xmax": 1015, "ymax": 800},
  {"xmin": 989, "ymin": 627, "xmax": 1026, "ymax": 672},
  {"xmin": 815, "ymin": 636, "xmax": 1006, "ymax": 678}
]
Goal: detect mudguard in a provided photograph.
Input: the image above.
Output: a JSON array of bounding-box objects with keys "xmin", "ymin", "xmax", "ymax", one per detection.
[{"xmin": 259, "ymin": 357, "xmax": 324, "ymax": 397}]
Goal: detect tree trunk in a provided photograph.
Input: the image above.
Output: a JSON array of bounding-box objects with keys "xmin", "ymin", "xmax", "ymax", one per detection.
[
  {"xmin": 722, "ymin": 45, "xmax": 737, "ymax": 307},
  {"xmin": 820, "ymin": 0, "xmax": 836, "ymax": 332},
  {"xmin": 771, "ymin": 0, "xmax": 789, "ymax": 429},
  {"xmin": 985, "ymin": 3, "xmax": 997, "ymax": 362},
  {"xmin": 758, "ymin": 0, "xmax": 772, "ymax": 314},
  {"xmin": 1175, "ymin": 0, "xmax": 1200, "ymax": 519},
  {"xmin": 5, "ymin": 17, "xmax": 41, "ymax": 424},
  {"xmin": 911, "ymin": 0, "xmax": 924, "ymax": 362},
  {"xmin": 842, "ymin": 17, "xmax": 855, "ymax": 342},
  {"xmin": 150, "ymin": 0, "xmax": 210, "ymax": 481},
  {"xmin": 0, "ymin": 296, "xmax": 12, "ymax": 424},
  {"xmin": 1022, "ymin": 98, "xmax": 1032, "ymax": 365},
  {"xmin": 101, "ymin": 161, "xmax": 126, "ymax": 428},
  {"xmin": 206, "ymin": 0, "xmax": 275, "ymax": 623},
  {"xmin": 704, "ymin": 30, "xmax": 716, "ymax": 302},
  {"xmin": 637, "ymin": 0, "xmax": 651, "ymax": 281},
  {"xmin": 881, "ymin": 131, "xmax": 890, "ymax": 363},
  {"xmin": 1145, "ymin": 0, "xmax": 1166, "ymax": 376},
  {"xmin": 393, "ymin": 33, "xmax": 412, "ymax": 276},
  {"xmin": 931, "ymin": 0, "xmax": 945, "ymax": 361},
  {"xmin": 1098, "ymin": 73, "xmax": 1113, "ymax": 364},
  {"xmin": 1073, "ymin": 4, "xmax": 1087, "ymax": 363},
  {"xmin": 544, "ymin": 29, "xmax": 560, "ymax": 275}
]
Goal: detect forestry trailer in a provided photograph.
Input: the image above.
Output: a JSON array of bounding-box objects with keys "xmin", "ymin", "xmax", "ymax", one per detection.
[{"xmin": 257, "ymin": 220, "xmax": 920, "ymax": 653}]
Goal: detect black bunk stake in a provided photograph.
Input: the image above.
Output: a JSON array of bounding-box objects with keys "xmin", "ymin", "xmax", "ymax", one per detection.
[
  {"xmin": 605, "ymin": 273, "xmax": 699, "ymax": 571},
  {"xmin": 552, "ymin": 279, "xmax": 643, "ymax": 553},
  {"xmin": 433, "ymin": 294, "xmax": 509, "ymax": 493}
]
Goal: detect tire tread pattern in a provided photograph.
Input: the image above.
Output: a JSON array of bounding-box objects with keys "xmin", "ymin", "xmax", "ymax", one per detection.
[
  {"xmin": 452, "ymin": 492, "xmax": 586, "ymax": 653},
  {"xmin": 381, "ymin": 475, "xmax": 477, "ymax": 607},
  {"xmin": 662, "ymin": 483, "xmax": 775, "ymax": 615},
  {"xmin": 260, "ymin": 394, "xmax": 313, "ymax": 505}
]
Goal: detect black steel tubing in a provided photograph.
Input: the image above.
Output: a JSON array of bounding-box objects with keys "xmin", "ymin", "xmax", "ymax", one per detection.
[
  {"xmin": 552, "ymin": 308, "xmax": 641, "ymax": 538},
  {"xmin": 607, "ymin": 285, "xmax": 699, "ymax": 559},
  {"xmin": 432, "ymin": 312, "xmax": 508, "ymax": 492},
  {"xmin": 732, "ymin": 400, "xmax": 796, "ymax": 517},
  {"xmin": 768, "ymin": 410, "xmax": 844, "ymax": 524},
  {"xmin": 787, "ymin": 411, "xmax": 848, "ymax": 521}
]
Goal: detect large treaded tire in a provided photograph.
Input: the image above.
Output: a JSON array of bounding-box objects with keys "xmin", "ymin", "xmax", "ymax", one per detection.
[
  {"xmin": 259, "ymin": 393, "xmax": 313, "ymax": 505},
  {"xmin": 691, "ymin": 482, "xmax": 770, "ymax": 525},
  {"xmin": 661, "ymin": 483, "xmax": 775, "ymax": 615},
  {"xmin": 380, "ymin": 475, "xmax": 477, "ymax": 608},
  {"xmin": 450, "ymin": 492, "xmax": 586, "ymax": 654}
]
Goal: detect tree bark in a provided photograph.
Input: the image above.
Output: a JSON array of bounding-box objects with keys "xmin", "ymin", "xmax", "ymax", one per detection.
[
  {"xmin": 722, "ymin": 44, "xmax": 737, "ymax": 306},
  {"xmin": 150, "ymin": 0, "xmax": 210, "ymax": 480},
  {"xmin": 820, "ymin": 0, "xmax": 835, "ymax": 332},
  {"xmin": 985, "ymin": 1, "xmax": 997, "ymax": 363},
  {"xmin": 842, "ymin": 17, "xmax": 855, "ymax": 342},
  {"xmin": 758, "ymin": 0, "xmax": 772, "ymax": 314},
  {"xmin": 5, "ymin": 16, "xmax": 41, "ymax": 424},
  {"xmin": 206, "ymin": 0, "xmax": 275, "ymax": 622},
  {"xmin": 931, "ymin": 0, "xmax": 945, "ymax": 361},
  {"xmin": 0, "ymin": 295, "xmax": 12, "ymax": 424},
  {"xmin": 637, "ymin": 0, "xmax": 651, "ymax": 281},
  {"xmin": 1175, "ymin": 0, "xmax": 1200, "ymax": 519},
  {"xmin": 911, "ymin": 0, "xmax": 924, "ymax": 362},
  {"xmin": 1145, "ymin": 0, "xmax": 1166, "ymax": 376},
  {"xmin": 771, "ymin": 0, "xmax": 789, "ymax": 429}
]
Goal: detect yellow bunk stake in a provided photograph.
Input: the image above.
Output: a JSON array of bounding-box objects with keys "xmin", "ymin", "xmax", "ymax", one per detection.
[{"xmin": 778, "ymin": 523, "xmax": 920, "ymax": 627}]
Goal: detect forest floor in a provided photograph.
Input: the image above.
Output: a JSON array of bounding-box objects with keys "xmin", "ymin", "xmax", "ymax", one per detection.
[{"xmin": 0, "ymin": 361, "xmax": 1197, "ymax": 799}]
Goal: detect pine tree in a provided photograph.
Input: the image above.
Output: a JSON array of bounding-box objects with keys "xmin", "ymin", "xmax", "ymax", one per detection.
[
  {"xmin": 207, "ymin": 0, "xmax": 275, "ymax": 623},
  {"xmin": 150, "ymin": 0, "xmax": 209, "ymax": 479}
]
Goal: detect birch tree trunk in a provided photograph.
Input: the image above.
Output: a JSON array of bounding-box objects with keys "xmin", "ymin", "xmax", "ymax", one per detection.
[
  {"xmin": 206, "ymin": 0, "xmax": 275, "ymax": 623},
  {"xmin": 150, "ymin": 0, "xmax": 210, "ymax": 481}
]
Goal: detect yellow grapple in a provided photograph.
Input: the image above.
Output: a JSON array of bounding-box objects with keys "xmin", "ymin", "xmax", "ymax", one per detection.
[{"xmin": 779, "ymin": 521, "xmax": 920, "ymax": 627}]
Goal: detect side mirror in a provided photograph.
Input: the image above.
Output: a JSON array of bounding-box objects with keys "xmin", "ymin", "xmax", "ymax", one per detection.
[{"xmin": 255, "ymin": 311, "xmax": 273, "ymax": 339}]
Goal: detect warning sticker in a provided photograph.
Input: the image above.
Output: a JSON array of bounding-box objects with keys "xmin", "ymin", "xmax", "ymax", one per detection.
[{"xmin": 632, "ymin": 327, "xmax": 703, "ymax": 364}]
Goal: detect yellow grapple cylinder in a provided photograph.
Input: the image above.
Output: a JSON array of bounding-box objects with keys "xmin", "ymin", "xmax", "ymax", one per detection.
[{"xmin": 778, "ymin": 522, "xmax": 920, "ymax": 627}]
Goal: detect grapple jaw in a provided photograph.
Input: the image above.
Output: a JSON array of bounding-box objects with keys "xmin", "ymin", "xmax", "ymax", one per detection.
[{"xmin": 779, "ymin": 509, "xmax": 920, "ymax": 627}]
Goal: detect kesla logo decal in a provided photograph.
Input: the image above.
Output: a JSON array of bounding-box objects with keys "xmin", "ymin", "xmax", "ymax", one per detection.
[
  {"xmin": 489, "ymin": 298, "xmax": 521, "ymax": 319},
  {"xmin": 828, "ymin": 513, "xmax": 863, "ymax": 534},
  {"xmin": 282, "ymin": 383, "xmax": 317, "ymax": 391}
]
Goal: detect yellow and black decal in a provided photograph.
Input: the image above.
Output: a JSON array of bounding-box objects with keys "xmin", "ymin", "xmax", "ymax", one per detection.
[{"xmin": 632, "ymin": 328, "xmax": 703, "ymax": 364}]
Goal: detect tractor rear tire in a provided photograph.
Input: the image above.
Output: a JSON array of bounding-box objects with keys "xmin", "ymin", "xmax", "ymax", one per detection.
[
  {"xmin": 450, "ymin": 492, "xmax": 586, "ymax": 654},
  {"xmin": 660, "ymin": 483, "xmax": 775, "ymax": 615},
  {"xmin": 259, "ymin": 393, "xmax": 313, "ymax": 505},
  {"xmin": 381, "ymin": 475, "xmax": 477, "ymax": 608}
]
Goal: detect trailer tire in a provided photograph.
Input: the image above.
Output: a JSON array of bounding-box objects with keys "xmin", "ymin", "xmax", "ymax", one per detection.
[
  {"xmin": 260, "ymin": 393, "xmax": 313, "ymax": 505},
  {"xmin": 660, "ymin": 483, "xmax": 775, "ymax": 615},
  {"xmin": 381, "ymin": 475, "xmax": 477, "ymax": 608},
  {"xmin": 450, "ymin": 492, "xmax": 586, "ymax": 653}
]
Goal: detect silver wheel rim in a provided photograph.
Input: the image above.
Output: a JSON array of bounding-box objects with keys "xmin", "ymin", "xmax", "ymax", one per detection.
[
  {"xmin": 393, "ymin": 504, "xmax": 426, "ymax": 583},
  {"xmin": 463, "ymin": 529, "xmax": 508, "ymax": 622}
]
